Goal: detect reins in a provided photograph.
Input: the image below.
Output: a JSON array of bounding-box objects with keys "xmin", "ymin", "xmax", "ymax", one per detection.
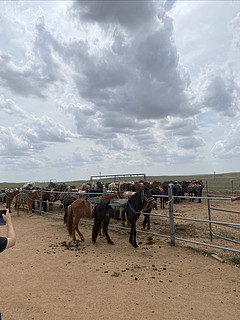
[
  {"xmin": 126, "ymin": 190, "xmax": 154, "ymax": 214},
  {"xmin": 6, "ymin": 193, "xmax": 15, "ymax": 200},
  {"xmin": 26, "ymin": 191, "xmax": 40, "ymax": 201}
]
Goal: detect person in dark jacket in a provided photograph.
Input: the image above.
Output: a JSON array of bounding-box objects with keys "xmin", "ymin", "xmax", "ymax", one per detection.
[{"xmin": 0, "ymin": 209, "xmax": 16, "ymax": 253}]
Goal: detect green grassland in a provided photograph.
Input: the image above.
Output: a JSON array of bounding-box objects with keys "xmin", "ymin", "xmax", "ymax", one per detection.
[{"xmin": 1, "ymin": 172, "xmax": 240, "ymax": 194}]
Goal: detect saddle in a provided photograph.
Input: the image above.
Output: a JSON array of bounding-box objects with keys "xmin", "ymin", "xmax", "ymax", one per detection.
[
  {"xmin": 88, "ymin": 197, "xmax": 102, "ymax": 205},
  {"xmin": 21, "ymin": 192, "xmax": 28, "ymax": 199},
  {"xmin": 109, "ymin": 198, "xmax": 128, "ymax": 208}
]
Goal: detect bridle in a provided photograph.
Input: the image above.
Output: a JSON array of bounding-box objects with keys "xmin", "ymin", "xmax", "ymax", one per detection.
[
  {"xmin": 6, "ymin": 192, "xmax": 16, "ymax": 200},
  {"xmin": 127, "ymin": 189, "xmax": 154, "ymax": 214},
  {"xmin": 26, "ymin": 190, "xmax": 40, "ymax": 201}
]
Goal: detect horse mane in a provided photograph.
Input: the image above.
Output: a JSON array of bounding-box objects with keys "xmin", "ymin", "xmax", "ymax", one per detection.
[{"xmin": 127, "ymin": 187, "xmax": 148, "ymax": 212}]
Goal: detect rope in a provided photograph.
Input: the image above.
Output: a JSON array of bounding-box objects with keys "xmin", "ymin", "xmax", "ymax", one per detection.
[{"xmin": 126, "ymin": 191, "xmax": 154, "ymax": 214}]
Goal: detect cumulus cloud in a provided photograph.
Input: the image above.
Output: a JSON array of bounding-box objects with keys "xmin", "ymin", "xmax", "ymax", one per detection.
[
  {"xmin": 211, "ymin": 120, "xmax": 240, "ymax": 158},
  {"xmin": 162, "ymin": 117, "xmax": 197, "ymax": 136},
  {"xmin": 178, "ymin": 136, "xmax": 205, "ymax": 150},
  {"xmin": 0, "ymin": 98, "xmax": 76, "ymax": 158},
  {"xmin": 0, "ymin": 94, "xmax": 27, "ymax": 118},
  {"xmin": 0, "ymin": 0, "xmax": 240, "ymax": 181},
  {"xmin": 1, "ymin": 1, "xmax": 195, "ymax": 152},
  {"xmin": 195, "ymin": 64, "xmax": 240, "ymax": 117},
  {"xmin": 70, "ymin": 0, "xmax": 158, "ymax": 30},
  {"xmin": 0, "ymin": 52, "xmax": 47, "ymax": 98}
]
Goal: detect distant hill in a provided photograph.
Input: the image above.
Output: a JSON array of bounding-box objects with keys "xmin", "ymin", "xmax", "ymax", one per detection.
[
  {"xmin": 146, "ymin": 172, "xmax": 240, "ymax": 182},
  {"xmin": 1, "ymin": 172, "xmax": 240, "ymax": 189}
]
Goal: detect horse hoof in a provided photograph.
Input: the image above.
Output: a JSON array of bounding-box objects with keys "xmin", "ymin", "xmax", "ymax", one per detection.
[{"xmin": 133, "ymin": 243, "xmax": 139, "ymax": 248}]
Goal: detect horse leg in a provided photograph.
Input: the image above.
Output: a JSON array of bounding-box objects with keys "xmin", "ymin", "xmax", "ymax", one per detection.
[
  {"xmin": 99, "ymin": 220, "xmax": 105, "ymax": 237},
  {"xmin": 32, "ymin": 201, "xmax": 35, "ymax": 212},
  {"xmin": 28, "ymin": 201, "xmax": 33, "ymax": 214},
  {"xmin": 71, "ymin": 222, "xmax": 77, "ymax": 243},
  {"xmin": 121, "ymin": 209, "xmax": 126, "ymax": 227},
  {"xmin": 72, "ymin": 217, "xmax": 83, "ymax": 242},
  {"xmin": 75, "ymin": 226, "xmax": 84, "ymax": 242},
  {"xmin": 16, "ymin": 202, "xmax": 20, "ymax": 216},
  {"xmin": 142, "ymin": 215, "xmax": 147, "ymax": 230},
  {"xmin": 42, "ymin": 200, "xmax": 47, "ymax": 212},
  {"xmin": 92, "ymin": 219, "xmax": 102, "ymax": 244},
  {"xmin": 6, "ymin": 201, "xmax": 11, "ymax": 213},
  {"xmin": 103, "ymin": 215, "xmax": 114, "ymax": 245},
  {"xmin": 129, "ymin": 220, "xmax": 138, "ymax": 248},
  {"xmin": 198, "ymin": 190, "xmax": 202, "ymax": 203},
  {"xmin": 63, "ymin": 208, "xmax": 68, "ymax": 225},
  {"xmin": 147, "ymin": 215, "xmax": 150, "ymax": 230},
  {"xmin": 163, "ymin": 198, "xmax": 165, "ymax": 209}
]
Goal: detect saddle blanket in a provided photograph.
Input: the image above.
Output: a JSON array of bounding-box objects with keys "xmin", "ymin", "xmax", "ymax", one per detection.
[
  {"xmin": 109, "ymin": 199, "xmax": 128, "ymax": 208},
  {"xmin": 88, "ymin": 197, "xmax": 102, "ymax": 205},
  {"xmin": 0, "ymin": 193, "xmax": 6, "ymax": 198}
]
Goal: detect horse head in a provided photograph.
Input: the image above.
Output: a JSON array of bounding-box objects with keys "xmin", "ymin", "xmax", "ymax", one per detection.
[{"xmin": 141, "ymin": 187, "xmax": 155, "ymax": 210}]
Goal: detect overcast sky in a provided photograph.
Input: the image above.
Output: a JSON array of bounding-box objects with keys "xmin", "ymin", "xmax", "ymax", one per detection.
[{"xmin": 0, "ymin": 0, "xmax": 240, "ymax": 183}]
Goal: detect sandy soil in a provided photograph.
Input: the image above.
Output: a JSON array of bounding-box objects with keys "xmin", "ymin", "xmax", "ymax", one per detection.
[{"xmin": 0, "ymin": 197, "xmax": 239, "ymax": 320}]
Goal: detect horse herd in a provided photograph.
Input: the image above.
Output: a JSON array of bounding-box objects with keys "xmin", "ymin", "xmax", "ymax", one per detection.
[{"xmin": 0, "ymin": 179, "xmax": 204, "ymax": 248}]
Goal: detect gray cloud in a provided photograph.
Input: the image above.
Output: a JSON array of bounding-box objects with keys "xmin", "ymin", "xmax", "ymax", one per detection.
[
  {"xmin": 196, "ymin": 65, "xmax": 240, "ymax": 117},
  {"xmin": 0, "ymin": 52, "xmax": 46, "ymax": 98},
  {"xmin": 211, "ymin": 120, "xmax": 240, "ymax": 159},
  {"xmin": 162, "ymin": 117, "xmax": 197, "ymax": 136},
  {"xmin": 178, "ymin": 136, "xmax": 205, "ymax": 150},
  {"xmin": 60, "ymin": 0, "xmax": 194, "ymax": 131},
  {"xmin": 0, "ymin": 1, "xmax": 239, "ymax": 181},
  {"xmin": 0, "ymin": 99, "xmax": 76, "ymax": 158},
  {"xmin": 0, "ymin": 95, "xmax": 27, "ymax": 118},
  {"xmin": 70, "ymin": 0, "xmax": 158, "ymax": 30}
]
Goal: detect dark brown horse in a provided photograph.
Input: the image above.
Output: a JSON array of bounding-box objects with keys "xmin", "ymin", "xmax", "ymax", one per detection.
[
  {"xmin": 15, "ymin": 190, "xmax": 41, "ymax": 215},
  {"xmin": 92, "ymin": 186, "xmax": 155, "ymax": 248}
]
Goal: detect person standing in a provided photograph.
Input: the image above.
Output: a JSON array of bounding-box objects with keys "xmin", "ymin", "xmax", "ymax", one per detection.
[{"xmin": 0, "ymin": 209, "xmax": 16, "ymax": 252}]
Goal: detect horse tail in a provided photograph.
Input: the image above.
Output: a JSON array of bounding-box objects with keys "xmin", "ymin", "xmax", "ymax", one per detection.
[
  {"xmin": 90, "ymin": 205, "xmax": 95, "ymax": 219},
  {"xmin": 67, "ymin": 205, "xmax": 73, "ymax": 236}
]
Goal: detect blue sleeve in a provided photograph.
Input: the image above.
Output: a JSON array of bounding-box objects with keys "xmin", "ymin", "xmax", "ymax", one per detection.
[{"xmin": 0, "ymin": 236, "xmax": 7, "ymax": 252}]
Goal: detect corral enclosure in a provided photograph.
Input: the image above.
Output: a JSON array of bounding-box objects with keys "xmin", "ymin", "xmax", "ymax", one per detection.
[
  {"xmin": 0, "ymin": 173, "xmax": 240, "ymax": 319},
  {"xmin": 0, "ymin": 193, "xmax": 239, "ymax": 320},
  {"xmin": 34, "ymin": 187, "xmax": 240, "ymax": 256},
  {"xmin": 1, "ymin": 172, "xmax": 240, "ymax": 193}
]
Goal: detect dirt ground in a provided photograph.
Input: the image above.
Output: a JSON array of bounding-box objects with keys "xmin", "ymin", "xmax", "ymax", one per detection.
[{"xmin": 0, "ymin": 196, "xmax": 240, "ymax": 320}]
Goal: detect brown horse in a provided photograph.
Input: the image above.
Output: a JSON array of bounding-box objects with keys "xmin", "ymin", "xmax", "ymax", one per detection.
[
  {"xmin": 5, "ymin": 190, "xmax": 19, "ymax": 212},
  {"xmin": 0, "ymin": 190, "xmax": 19, "ymax": 213},
  {"xmin": 67, "ymin": 193, "xmax": 126, "ymax": 242},
  {"xmin": 67, "ymin": 198, "xmax": 93, "ymax": 242},
  {"xmin": 15, "ymin": 190, "xmax": 41, "ymax": 215}
]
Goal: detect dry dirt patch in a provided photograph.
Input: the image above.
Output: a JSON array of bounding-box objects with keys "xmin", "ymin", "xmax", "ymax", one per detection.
[{"xmin": 0, "ymin": 203, "xmax": 239, "ymax": 320}]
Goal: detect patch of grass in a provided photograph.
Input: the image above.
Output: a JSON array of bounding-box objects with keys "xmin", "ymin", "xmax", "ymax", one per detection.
[
  {"xmin": 229, "ymin": 257, "xmax": 240, "ymax": 265},
  {"xmin": 185, "ymin": 246, "xmax": 215, "ymax": 256}
]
